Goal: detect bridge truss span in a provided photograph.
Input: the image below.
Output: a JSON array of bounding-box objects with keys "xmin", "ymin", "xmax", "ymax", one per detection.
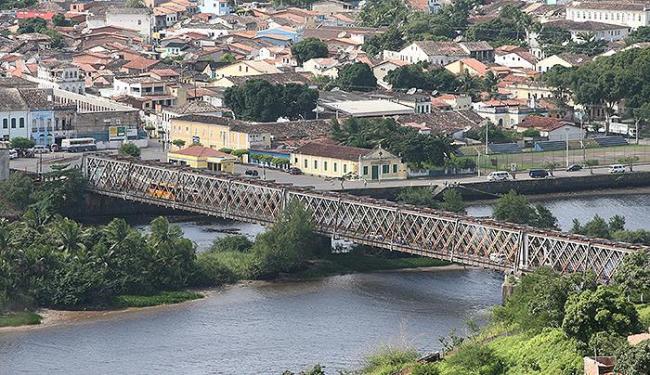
[{"xmin": 82, "ymin": 155, "xmax": 644, "ymax": 279}]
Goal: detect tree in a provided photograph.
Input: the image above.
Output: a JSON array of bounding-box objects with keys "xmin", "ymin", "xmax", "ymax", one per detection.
[
  {"xmin": 626, "ymin": 26, "xmax": 650, "ymax": 44},
  {"xmin": 615, "ymin": 340, "xmax": 650, "ymax": 375},
  {"xmin": 125, "ymin": 0, "xmax": 146, "ymax": 7},
  {"xmin": 0, "ymin": 172, "xmax": 34, "ymax": 209},
  {"xmin": 385, "ymin": 64, "xmax": 459, "ymax": 92},
  {"xmin": 571, "ymin": 214, "xmax": 627, "ymax": 239},
  {"xmin": 17, "ymin": 18, "xmax": 47, "ymax": 34},
  {"xmin": 522, "ymin": 128, "xmax": 540, "ymax": 138},
  {"xmin": 493, "ymin": 191, "xmax": 559, "ymax": 229},
  {"xmin": 397, "ymin": 187, "xmax": 438, "ymax": 208},
  {"xmin": 562, "ymin": 286, "xmax": 642, "ymax": 349},
  {"xmin": 118, "ymin": 143, "xmax": 141, "ymax": 158},
  {"xmin": 291, "ymin": 38, "xmax": 328, "ymax": 65},
  {"xmin": 219, "ymin": 53, "xmax": 236, "ymax": 63},
  {"xmin": 52, "ymin": 14, "xmax": 69, "ymax": 27},
  {"xmin": 361, "ymin": 27, "xmax": 405, "ymax": 57},
  {"xmin": 465, "ymin": 5, "xmax": 531, "ymax": 46},
  {"xmin": 358, "ymin": 0, "xmax": 410, "ymax": 27},
  {"xmin": 210, "ymin": 235, "xmax": 253, "ymax": 253},
  {"xmin": 224, "ymin": 80, "xmax": 318, "ymax": 121},
  {"xmin": 336, "ymin": 62, "xmax": 376, "ymax": 92},
  {"xmin": 441, "ymin": 189, "xmax": 465, "ymax": 214},
  {"xmin": 172, "ymin": 139, "xmax": 186, "ymax": 149},
  {"xmin": 147, "ymin": 217, "xmax": 196, "ymax": 289},
  {"xmin": 494, "ymin": 267, "xmax": 596, "ymax": 331},
  {"xmin": 465, "ymin": 122, "xmax": 515, "ymax": 143},
  {"xmin": 612, "ymin": 249, "xmax": 650, "ymax": 303},
  {"xmin": 619, "ymin": 155, "xmax": 639, "ymax": 171},
  {"xmin": 10, "ymin": 137, "xmax": 35, "ymax": 150}
]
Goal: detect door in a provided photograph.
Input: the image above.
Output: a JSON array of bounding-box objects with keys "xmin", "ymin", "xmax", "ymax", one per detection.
[{"xmin": 371, "ymin": 165, "xmax": 379, "ymax": 180}]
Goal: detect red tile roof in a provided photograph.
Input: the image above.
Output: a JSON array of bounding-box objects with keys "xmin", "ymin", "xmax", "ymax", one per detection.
[
  {"xmin": 293, "ymin": 142, "xmax": 370, "ymax": 161},
  {"xmin": 171, "ymin": 145, "xmax": 233, "ymax": 158}
]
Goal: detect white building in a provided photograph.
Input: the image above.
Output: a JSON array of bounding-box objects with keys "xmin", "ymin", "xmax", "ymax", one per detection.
[
  {"xmin": 542, "ymin": 20, "xmax": 631, "ymax": 42},
  {"xmin": 397, "ymin": 41, "xmax": 469, "ymax": 65},
  {"xmin": 566, "ymin": 1, "xmax": 650, "ymax": 29},
  {"xmin": 89, "ymin": 8, "xmax": 154, "ymax": 39},
  {"xmin": 302, "ymin": 58, "xmax": 340, "ymax": 78},
  {"xmin": 536, "ymin": 53, "xmax": 592, "ymax": 73},
  {"xmin": 199, "ymin": 0, "xmax": 232, "ymax": 16},
  {"xmin": 36, "ymin": 62, "xmax": 85, "ymax": 94},
  {"xmin": 495, "ymin": 47, "xmax": 538, "ymax": 69}
]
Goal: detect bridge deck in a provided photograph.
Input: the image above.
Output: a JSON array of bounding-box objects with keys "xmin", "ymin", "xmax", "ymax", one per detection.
[{"xmin": 82, "ymin": 155, "xmax": 646, "ymax": 279}]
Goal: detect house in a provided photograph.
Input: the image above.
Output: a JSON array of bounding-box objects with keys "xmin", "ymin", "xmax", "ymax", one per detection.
[
  {"xmin": 36, "ymin": 61, "xmax": 85, "ymax": 94},
  {"xmin": 302, "ymin": 58, "xmax": 340, "ymax": 78},
  {"xmin": 431, "ymin": 94, "xmax": 472, "ymax": 110},
  {"xmin": 290, "ymin": 142, "xmax": 407, "ymax": 180},
  {"xmin": 372, "ymin": 59, "xmax": 410, "ymax": 86},
  {"xmin": 397, "ymin": 41, "xmax": 469, "ymax": 65},
  {"xmin": 0, "ymin": 88, "xmax": 30, "ymax": 142},
  {"xmin": 311, "ymin": 0, "xmax": 354, "ymax": 14},
  {"xmin": 516, "ymin": 115, "xmax": 584, "ymax": 141},
  {"xmin": 473, "ymin": 99, "xmax": 534, "ymax": 128},
  {"xmin": 495, "ymin": 46, "xmax": 538, "ymax": 69},
  {"xmin": 167, "ymin": 144, "xmax": 237, "ymax": 173},
  {"xmin": 212, "ymin": 72, "xmax": 315, "ymax": 88},
  {"xmin": 213, "ymin": 60, "xmax": 281, "ymax": 79},
  {"xmin": 542, "ymin": 20, "xmax": 631, "ymax": 42},
  {"xmin": 93, "ymin": 8, "xmax": 155, "ymax": 40},
  {"xmin": 318, "ymin": 91, "xmax": 415, "ymax": 117},
  {"xmin": 198, "ymin": 0, "xmax": 231, "ymax": 15},
  {"xmin": 565, "ymin": 1, "xmax": 650, "ymax": 29},
  {"xmin": 445, "ymin": 58, "xmax": 489, "ymax": 77},
  {"xmin": 159, "ymin": 100, "xmax": 223, "ymax": 142},
  {"xmin": 459, "ymin": 41, "xmax": 495, "ymax": 63},
  {"xmin": 393, "ymin": 109, "xmax": 485, "ymax": 138},
  {"xmin": 536, "ymin": 53, "xmax": 592, "ymax": 73}
]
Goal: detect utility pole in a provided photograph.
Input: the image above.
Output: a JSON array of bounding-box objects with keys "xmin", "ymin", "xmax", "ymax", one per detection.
[
  {"xmin": 565, "ymin": 126, "xmax": 570, "ymax": 168},
  {"xmin": 485, "ymin": 123, "xmax": 489, "ymax": 155}
]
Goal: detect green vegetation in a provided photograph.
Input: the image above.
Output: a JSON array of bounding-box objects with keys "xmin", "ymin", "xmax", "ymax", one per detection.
[
  {"xmin": 362, "ymin": 346, "xmax": 419, "ymax": 374},
  {"xmin": 111, "ymin": 291, "xmax": 203, "ymax": 308},
  {"xmin": 10, "ymin": 136, "xmax": 35, "ymax": 150},
  {"xmin": 0, "ymin": 0, "xmax": 36, "ymax": 9},
  {"xmin": 17, "ymin": 18, "xmax": 65, "ymax": 49},
  {"xmin": 224, "ymin": 80, "xmax": 318, "ymax": 121},
  {"xmin": 385, "ymin": 64, "xmax": 460, "ymax": 93},
  {"xmin": 334, "ymin": 62, "xmax": 377, "ymax": 92},
  {"xmin": 638, "ymin": 304, "xmax": 650, "ymax": 327},
  {"xmin": 493, "ymin": 191, "xmax": 559, "ymax": 229},
  {"xmin": 572, "ymin": 215, "xmax": 650, "ymax": 246},
  {"xmin": 614, "ymin": 339, "xmax": 650, "ymax": 374},
  {"xmin": 626, "ymin": 26, "xmax": 650, "ymax": 44},
  {"xmin": 172, "ymin": 139, "xmax": 186, "ymax": 149},
  {"xmin": 466, "ymin": 5, "xmax": 532, "ymax": 47},
  {"xmin": 396, "ymin": 187, "xmax": 466, "ymax": 214},
  {"xmin": 291, "ymin": 38, "xmax": 329, "ymax": 65},
  {"xmin": 331, "ymin": 117, "xmax": 454, "ymax": 167},
  {"xmin": 0, "ymin": 311, "xmax": 42, "ymax": 327},
  {"xmin": 118, "ymin": 143, "xmax": 141, "ymax": 158}
]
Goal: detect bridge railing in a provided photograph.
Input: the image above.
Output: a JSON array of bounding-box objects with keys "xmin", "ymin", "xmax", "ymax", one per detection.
[{"xmin": 82, "ymin": 155, "xmax": 644, "ymax": 279}]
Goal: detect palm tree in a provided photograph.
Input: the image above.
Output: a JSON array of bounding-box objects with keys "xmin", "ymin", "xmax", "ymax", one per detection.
[{"xmin": 52, "ymin": 218, "xmax": 86, "ymax": 254}]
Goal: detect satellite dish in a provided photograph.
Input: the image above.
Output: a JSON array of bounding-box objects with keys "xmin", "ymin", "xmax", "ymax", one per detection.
[{"xmin": 406, "ymin": 87, "xmax": 417, "ymax": 95}]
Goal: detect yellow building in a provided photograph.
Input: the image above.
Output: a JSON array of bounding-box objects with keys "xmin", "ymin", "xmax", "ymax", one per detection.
[
  {"xmin": 167, "ymin": 145, "xmax": 237, "ymax": 173},
  {"xmin": 170, "ymin": 115, "xmax": 272, "ymax": 151},
  {"xmin": 291, "ymin": 143, "xmax": 407, "ymax": 181}
]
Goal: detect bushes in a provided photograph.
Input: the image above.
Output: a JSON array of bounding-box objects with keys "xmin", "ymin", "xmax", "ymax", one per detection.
[
  {"xmin": 442, "ymin": 344, "xmax": 506, "ymax": 375},
  {"xmin": 112, "ymin": 291, "xmax": 203, "ymax": 308},
  {"xmin": 362, "ymin": 347, "xmax": 419, "ymax": 375},
  {"xmin": 0, "ymin": 173, "xmax": 34, "ymax": 209}
]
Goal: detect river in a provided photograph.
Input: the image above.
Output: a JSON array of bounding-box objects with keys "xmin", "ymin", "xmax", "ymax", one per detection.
[{"xmin": 1, "ymin": 193, "xmax": 648, "ymax": 374}]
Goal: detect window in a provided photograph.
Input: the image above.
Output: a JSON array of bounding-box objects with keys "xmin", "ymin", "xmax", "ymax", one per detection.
[
  {"xmin": 324, "ymin": 161, "xmax": 328, "ymax": 171},
  {"xmin": 314, "ymin": 160, "xmax": 318, "ymax": 169},
  {"xmin": 393, "ymin": 164, "xmax": 397, "ymax": 173},
  {"xmin": 343, "ymin": 164, "xmax": 347, "ymax": 173},
  {"xmin": 11, "ymin": 118, "xmax": 16, "ymax": 128},
  {"xmin": 363, "ymin": 166, "xmax": 368, "ymax": 175},
  {"xmin": 382, "ymin": 165, "xmax": 389, "ymax": 174},
  {"xmin": 2, "ymin": 119, "xmax": 6, "ymax": 129},
  {"xmin": 304, "ymin": 159, "xmax": 308, "ymax": 168},
  {"xmin": 333, "ymin": 163, "xmax": 337, "ymax": 172},
  {"xmin": 294, "ymin": 157, "xmax": 298, "ymax": 163}
]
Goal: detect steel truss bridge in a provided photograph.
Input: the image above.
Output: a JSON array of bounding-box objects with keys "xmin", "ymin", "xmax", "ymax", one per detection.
[{"xmin": 82, "ymin": 155, "xmax": 645, "ymax": 280}]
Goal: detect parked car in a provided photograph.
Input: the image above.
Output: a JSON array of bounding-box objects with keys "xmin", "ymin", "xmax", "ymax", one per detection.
[
  {"xmin": 609, "ymin": 164, "xmax": 626, "ymax": 174},
  {"xmin": 288, "ymin": 167, "xmax": 302, "ymax": 175},
  {"xmin": 8, "ymin": 149, "xmax": 18, "ymax": 159},
  {"xmin": 528, "ymin": 169, "xmax": 549, "ymax": 179},
  {"xmin": 31, "ymin": 145, "xmax": 50, "ymax": 154},
  {"xmin": 487, "ymin": 171, "xmax": 512, "ymax": 182},
  {"xmin": 245, "ymin": 169, "xmax": 259, "ymax": 177},
  {"xmin": 566, "ymin": 164, "xmax": 582, "ymax": 172}
]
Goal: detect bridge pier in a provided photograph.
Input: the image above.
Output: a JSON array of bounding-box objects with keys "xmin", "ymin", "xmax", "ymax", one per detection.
[{"xmin": 501, "ymin": 274, "xmax": 517, "ymax": 305}]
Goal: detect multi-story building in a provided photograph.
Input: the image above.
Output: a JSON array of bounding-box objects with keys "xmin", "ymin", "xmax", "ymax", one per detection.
[
  {"xmin": 36, "ymin": 62, "xmax": 85, "ymax": 94},
  {"xmin": 198, "ymin": 0, "xmax": 231, "ymax": 16},
  {"xmin": 0, "ymin": 88, "xmax": 30, "ymax": 142},
  {"xmin": 566, "ymin": 1, "xmax": 650, "ymax": 29},
  {"xmin": 170, "ymin": 115, "xmax": 272, "ymax": 150}
]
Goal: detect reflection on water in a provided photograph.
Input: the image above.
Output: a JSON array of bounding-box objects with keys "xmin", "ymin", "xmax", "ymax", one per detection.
[
  {"xmin": 0, "ymin": 270, "xmax": 502, "ymax": 375},
  {"xmin": 467, "ymin": 193, "xmax": 650, "ymax": 231}
]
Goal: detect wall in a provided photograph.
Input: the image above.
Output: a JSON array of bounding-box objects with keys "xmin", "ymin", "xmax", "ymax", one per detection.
[
  {"xmin": 0, "ymin": 149, "xmax": 8, "ymax": 181},
  {"xmin": 291, "ymin": 153, "xmax": 357, "ymax": 178}
]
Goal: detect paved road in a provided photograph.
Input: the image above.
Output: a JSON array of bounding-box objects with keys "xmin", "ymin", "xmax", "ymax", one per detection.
[{"xmin": 10, "ymin": 141, "xmax": 650, "ymax": 191}]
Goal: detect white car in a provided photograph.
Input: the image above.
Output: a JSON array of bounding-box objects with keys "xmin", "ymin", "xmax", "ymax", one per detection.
[
  {"xmin": 32, "ymin": 145, "xmax": 50, "ymax": 154},
  {"xmin": 8, "ymin": 149, "xmax": 18, "ymax": 159},
  {"xmin": 487, "ymin": 171, "xmax": 513, "ymax": 182},
  {"xmin": 609, "ymin": 164, "xmax": 626, "ymax": 174}
]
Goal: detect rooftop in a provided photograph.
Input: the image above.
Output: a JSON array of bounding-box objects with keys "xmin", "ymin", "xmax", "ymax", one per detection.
[
  {"xmin": 170, "ymin": 145, "xmax": 234, "ymax": 159},
  {"xmin": 292, "ymin": 142, "xmax": 371, "ymax": 161}
]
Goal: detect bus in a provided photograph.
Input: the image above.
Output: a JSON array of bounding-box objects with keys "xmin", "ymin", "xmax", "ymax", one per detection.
[
  {"xmin": 146, "ymin": 182, "xmax": 177, "ymax": 201},
  {"xmin": 61, "ymin": 138, "xmax": 97, "ymax": 153}
]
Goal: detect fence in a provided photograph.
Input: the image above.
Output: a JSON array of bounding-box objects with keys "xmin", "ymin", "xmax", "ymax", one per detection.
[{"xmin": 459, "ymin": 143, "xmax": 650, "ymax": 172}]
